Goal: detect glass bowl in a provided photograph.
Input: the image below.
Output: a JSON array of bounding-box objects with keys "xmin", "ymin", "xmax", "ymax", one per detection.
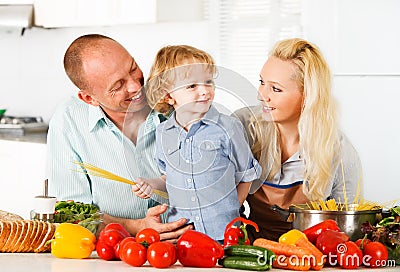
[{"xmin": 53, "ymin": 211, "xmax": 104, "ymax": 234}]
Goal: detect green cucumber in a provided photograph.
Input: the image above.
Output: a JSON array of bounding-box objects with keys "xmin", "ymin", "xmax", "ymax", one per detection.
[
  {"xmin": 219, "ymin": 256, "xmax": 272, "ymax": 271},
  {"xmin": 224, "ymin": 245, "xmax": 275, "ymax": 261}
]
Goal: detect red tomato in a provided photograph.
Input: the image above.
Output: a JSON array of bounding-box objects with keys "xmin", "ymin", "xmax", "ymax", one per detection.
[
  {"xmin": 98, "ymin": 229, "xmax": 127, "ymax": 247},
  {"xmin": 147, "ymin": 241, "xmax": 177, "ymax": 268},
  {"xmin": 96, "ymin": 240, "xmax": 116, "ymax": 261},
  {"xmin": 114, "ymin": 237, "xmax": 136, "ymax": 259},
  {"xmin": 135, "ymin": 228, "xmax": 160, "ymax": 246},
  {"xmin": 363, "ymin": 241, "xmax": 388, "ymax": 268},
  {"xmin": 338, "ymin": 241, "xmax": 363, "ymax": 269},
  {"xmin": 355, "ymin": 237, "xmax": 371, "ymax": 250},
  {"xmin": 103, "ymin": 223, "xmax": 131, "ymax": 237},
  {"xmin": 119, "ymin": 241, "xmax": 147, "ymax": 267}
]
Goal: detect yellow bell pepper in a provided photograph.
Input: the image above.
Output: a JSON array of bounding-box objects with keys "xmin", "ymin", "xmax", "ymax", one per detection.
[
  {"xmin": 279, "ymin": 229, "xmax": 307, "ymax": 245},
  {"xmin": 51, "ymin": 223, "xmax": 96, "ymax": 259}
]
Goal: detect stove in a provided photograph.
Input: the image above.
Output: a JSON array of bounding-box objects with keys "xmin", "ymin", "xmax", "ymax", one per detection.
[{"xmin": 0, "ymin": 115, "xmax": 48, "ymax": 136}]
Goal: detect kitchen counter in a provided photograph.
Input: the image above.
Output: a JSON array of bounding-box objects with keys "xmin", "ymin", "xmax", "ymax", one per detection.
[
  {"xmin": 0, "ymin": 252, "xmax": 397, "ymax": 272},
  {"xmin": 0, "ymin": 132, "xmax": 47, "ymax": 144}
]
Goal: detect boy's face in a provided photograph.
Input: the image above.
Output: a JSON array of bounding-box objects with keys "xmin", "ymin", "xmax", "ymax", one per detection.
[{"xmin": 168, "ymin": 64, "xmax": 215, "ymax": 116}]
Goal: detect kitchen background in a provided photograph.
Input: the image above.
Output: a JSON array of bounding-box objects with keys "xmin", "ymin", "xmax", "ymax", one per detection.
[{"xmin": 0, "ymin": 0, "xmax": 399, "ymax": 218}]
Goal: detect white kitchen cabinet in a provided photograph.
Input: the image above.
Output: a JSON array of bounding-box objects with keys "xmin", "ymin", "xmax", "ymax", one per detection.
[
  {"xmin": 33, "ymin": 0, "xmax": 156, "ymax": 28},
  {"xmin": 302, "ymin": 0, "xmax": 400, "ymax": 75},
  {"xmin": 333, "ymin": 76, "xmax": 400, "ymax": 205},
  {"xmin": 302, "ymin": 0, "xmax": 400, "ymax": 206},
  {"xmin": 0, "ymin": 139, "xmax": 46, "ymax": 219}
]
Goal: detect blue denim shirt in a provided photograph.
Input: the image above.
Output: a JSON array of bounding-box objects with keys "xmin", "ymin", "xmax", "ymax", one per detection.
[{"xmin": 156, "ymin": 105, "xmax": 261, "ymax": 240}]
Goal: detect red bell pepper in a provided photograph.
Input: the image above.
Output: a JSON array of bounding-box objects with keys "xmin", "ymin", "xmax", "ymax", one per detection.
[
  {"xmin": 96, "ymin": 223, "xmax": 131, "ymax": 260},
  {"xmin": 316, "ymin": 229, "xmax": 350, "ymax": 263},
  {"xmin": 177, "ymin": 230, "xmax": 224, "ymax": 268},
  {"xmin": 302, "ymin": 219, "xmax": 341, "ymax": 244},
  {"xmin": 224, "ymin": 217, "xmax": 259, "ymax": 247}
]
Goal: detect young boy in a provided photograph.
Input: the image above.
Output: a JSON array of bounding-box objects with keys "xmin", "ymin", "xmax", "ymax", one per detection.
[{"xmin": 132, "ymin": 45, "xmax": 261, "ymax": 242}]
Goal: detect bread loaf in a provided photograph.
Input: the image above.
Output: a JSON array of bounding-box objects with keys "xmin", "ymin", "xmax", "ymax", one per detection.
[
  {"xmin": 0, "ymin": 210, "xmax": 23, "ymax": 221},
  {"xmin": 0, "ymin": 220, "xmax": 56, "ymax": 253}
]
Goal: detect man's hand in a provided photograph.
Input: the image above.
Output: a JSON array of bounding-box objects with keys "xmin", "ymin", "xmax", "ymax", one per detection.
[
  {"xmin": 100, "ymin": 204, "xmax": 192, "ymax": 244},
  {"xmin": 137, "ymin": 204, "xmax": 193, "ymax": 243}
]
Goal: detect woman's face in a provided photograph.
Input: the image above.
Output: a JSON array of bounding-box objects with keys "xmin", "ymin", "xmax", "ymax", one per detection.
[{"xmin": 258, "ymin": 56, "xmax": 303, "ymax": 124}]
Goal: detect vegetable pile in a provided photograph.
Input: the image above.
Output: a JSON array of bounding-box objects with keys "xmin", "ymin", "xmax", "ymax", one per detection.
[
  {"xmin": 253, "ymin": 218, "xmax": 391, "ymax": 270},
  {"xmin": 48, "ymin": 213, "xmax": 396, "ymax": 269},
  {"xmin": 361, "ymin": 206, "xmax": 400, "ymax": 265},
  {"xmin": 219, "ymin": 217, "xmax": 276, "ymax": 270},
  {"xmin": 54, "ymin": 200, "xmax": 102, "ymax": 234},
  {"xmin": 96, "ymin": 224, "xmax": 177, "ymax": 268}
]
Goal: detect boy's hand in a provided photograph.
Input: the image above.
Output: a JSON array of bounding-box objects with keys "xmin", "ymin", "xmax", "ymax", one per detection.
[{"xmin": 132, "ymin": 177, "xmax": 154, "ymax": 199}]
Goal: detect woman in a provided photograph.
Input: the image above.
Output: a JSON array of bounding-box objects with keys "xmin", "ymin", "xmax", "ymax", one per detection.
[{"xmin": 235, "ymin": 38, "xmax": 362, "ymax": 241}]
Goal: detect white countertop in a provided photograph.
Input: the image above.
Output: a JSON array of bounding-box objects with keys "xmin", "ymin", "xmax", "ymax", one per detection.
[{"xmin": 0, "ymin": 252, "xmax": 397, "ymax": 272}]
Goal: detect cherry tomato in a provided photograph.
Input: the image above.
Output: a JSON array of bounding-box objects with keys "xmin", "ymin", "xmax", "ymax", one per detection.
[
  {"xmin": 355, "ymin": 237, "xmax": 371, "ymax": 250},
  {"xmin": 98, "ymin": 229, "xmax": 127, "ymax": 247},
  {"xmin": 136, "ymin": 228, "xmax": 160, "ymax": 246},
  {"xmin": 119, "ymin": 241, "xmax": 147, "ymax": 267},
  {"xmin": 338, "ymin": 241, "xmax": 363, "ymax": 269},
  {"xmin": 96, "ymin": 240, "xmax": 116, "ymax": 261},
  {"xmin": 363, "ymin": 241, "xmax": 388, "ymax": 268},
  {"xmin": 103, "ymin": 223, "xmax": 131, "ymax": 237},
  {"xmin": 147, "ymin": 241, "xmax": 177, "ymax": 268},
  {"xmin": 114, "ymin": 237, "xmax": 136, "ymax": 259}
]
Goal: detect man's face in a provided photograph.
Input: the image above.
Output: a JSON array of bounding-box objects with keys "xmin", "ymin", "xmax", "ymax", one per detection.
[{"xmin": 80, "ymin": 39, "xmax": 147, "ymax": 114}]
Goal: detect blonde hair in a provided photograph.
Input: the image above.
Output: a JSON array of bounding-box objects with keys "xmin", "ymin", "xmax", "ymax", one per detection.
[
  {"xmin": 250, "ymin": 38, "xmax": 340, "ymax": 200},
  {"xmin": 146, "ymin": 45, "xmax": 216, "ymax": 114}
]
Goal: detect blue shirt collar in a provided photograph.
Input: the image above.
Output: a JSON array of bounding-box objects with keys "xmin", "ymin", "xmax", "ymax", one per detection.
[
  {"xmin": 88, "ymin": 105, "xmax": 108, "ymax": 132},
  {"xmin": 163, "ymin": 105, "xmax": 220, "ymax": 131},
  {"xmin": 88, "ymin": 105, "xmax": 164, "ymax": 134}
]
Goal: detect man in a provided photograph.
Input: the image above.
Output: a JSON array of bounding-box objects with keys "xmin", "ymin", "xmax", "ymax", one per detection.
[{"xmin": 46, "ymin": 34, "xmax": 191, "ymax": 241}]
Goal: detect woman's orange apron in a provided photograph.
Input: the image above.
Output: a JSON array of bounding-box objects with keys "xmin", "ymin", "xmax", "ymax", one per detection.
[{"xmin": 245, "ymin": 182, "xmax": 309, "ymax": 242}]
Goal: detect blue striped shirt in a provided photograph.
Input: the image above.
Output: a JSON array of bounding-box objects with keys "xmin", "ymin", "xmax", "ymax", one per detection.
[
  {"xmin": 157, "ymin": 105, "xmax": 262, "ymax": 240},
  {"xmin": 46, "ymin": 96, "xmax": 164, "ymax": 219}
]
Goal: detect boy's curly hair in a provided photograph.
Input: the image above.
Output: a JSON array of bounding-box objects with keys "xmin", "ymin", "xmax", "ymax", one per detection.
[{"xmin": 146, "ymin": 45, "xmax": 216, "ymax": 114}]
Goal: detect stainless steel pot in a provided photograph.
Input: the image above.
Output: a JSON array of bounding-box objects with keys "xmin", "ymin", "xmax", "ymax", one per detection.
[{"xmin": 272, "ymin": 204, "xmax": 382, "ymax": 241}]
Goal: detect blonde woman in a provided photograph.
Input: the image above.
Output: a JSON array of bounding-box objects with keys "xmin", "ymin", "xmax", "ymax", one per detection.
[
  {"xmin": 132, "ymin": 45, "xmax": 261, "ymax": 242},
  {"xmin": 234, "ymin": 38, "xmax": 362, "ymax": 241}
]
